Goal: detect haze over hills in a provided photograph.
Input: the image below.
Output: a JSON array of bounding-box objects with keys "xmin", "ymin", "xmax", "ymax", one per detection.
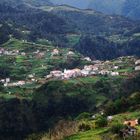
[
  {"xmin": 0, "ymin": 0, "xmax": 53, "ymax": 6},
  {"xmin": 88, "ymin": 0, "xmax": 125, "ymax": 15},
  {"xmin": 50, "ymin": 0, "xmax": 140, "ymax": 20},
  {"xmin": 52, "ymin": 0, "xmax": 91, "ymax": 9}
]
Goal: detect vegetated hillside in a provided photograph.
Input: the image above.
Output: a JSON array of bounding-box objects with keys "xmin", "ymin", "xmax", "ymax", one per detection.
[
  {"xmin": 0, "ymin": 4, "xmax": 77, "ymax": 47},
  {"xmin": 0, "ymin": 43, "xmax": 140, "ymax": 139},
  {"xmin": 88, "ymin": 0, "xmax": 125, "ymax": 15},
  {"xmin": 1, "ymin": 72, "xmax": 139, "ymax": 139},
  {"xmin": 41, "ymin": 5, "xmax": 140, "ymax": 60},
  {"xmin": 88, "ymin": 0, "xmax": 140, "ymax": 20},
  {"xmin": 0, "ymin": 0, "xmax": 53, "ymax": 7},
  {"xmin": 74, "ymin": 33, "xmax": 140, "ymax": 60},
  {"xmin": 0, "ymin": 38, "xmax": 89, "ymax": 98},
  {"xmin": 0, "ymin": 3, "xmax": 140, "ymax": 59},
  {"xmin": 43, "ymin": 5, "xmax": 136, "ymax": 35}
]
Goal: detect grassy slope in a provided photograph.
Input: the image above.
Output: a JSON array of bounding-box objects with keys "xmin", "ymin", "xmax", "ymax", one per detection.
[
  {"xmin": 65, "ymin": 128, "xmax": 108, "ymax": 140},
  {"xmin": 65, "ymin": 111, "xmax": 140, "ymax": 140}
]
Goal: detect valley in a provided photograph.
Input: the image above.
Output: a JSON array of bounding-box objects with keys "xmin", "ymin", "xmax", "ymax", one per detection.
[{"xmin": 0, "ymin": 1, "xmax": 140, "ymax": 140}]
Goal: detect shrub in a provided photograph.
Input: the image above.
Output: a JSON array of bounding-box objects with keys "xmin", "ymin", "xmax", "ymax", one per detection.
[
  {"xmin": 78, "ymin": 122, "xmax": 91, "ymax": 131},
  {"xmin": 95, "ymin": 116, "xmax": 108, "ymax": 128},
  {"xmin": 110, "ymin": 123, "xmax": 125, "ymax": 134},
  {"xmin": 76, "ymin": 112, "xmax": 91, "ymax": 120}
]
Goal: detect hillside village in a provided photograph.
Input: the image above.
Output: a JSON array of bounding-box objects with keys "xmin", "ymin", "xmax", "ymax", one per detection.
[
  {"xmin": 0, "ymin": 40, "xmax": 139, "ymax": 86},
  {"xmin": 46, "ymin": 56, "xmax": 140, "ymax": 80},
  {"xmin": 0, "ymin": 39, "xmax": 140, "ymax": 102}
]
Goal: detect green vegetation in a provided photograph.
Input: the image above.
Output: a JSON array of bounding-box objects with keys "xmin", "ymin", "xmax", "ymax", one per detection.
[
  {"xmin": 0, "ymin": 39, "xmax": 90, "ymax": 98},
  {"xmin": 65, "ymin": 128, "xmax": 108, "ymax": 140},
  {"xmin": 0, "ymin": 1, "xmax": 140, "ymax": 139}
]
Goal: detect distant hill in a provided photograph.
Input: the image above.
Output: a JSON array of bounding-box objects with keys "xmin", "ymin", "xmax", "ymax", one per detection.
[
  {"xmin": 88, "ymin": 0, "xmax": 140, "ymax": 20},
  {"xmin": 51, "ymin": 0, "xmax": 140, "ymax": 20},
  {"xmin": 51, "ymin": 0, "xmax": 91, "ymax": 9},
  {"xmin": 0, "ymin": 0, "xmax": 53, "ymax": 7},
  {"xmin": 122, "ymin": 0, "xmax": 140, "ymax": 20},
  {"xmin": 88, "ymin": 0, "xmax": 125, "ymax": 15},
  {"xmin": 0, "ymin": 2, "xmax": 139, "ymax": 59}
]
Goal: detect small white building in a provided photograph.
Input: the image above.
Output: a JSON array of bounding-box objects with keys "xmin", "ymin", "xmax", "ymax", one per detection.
[
  {"xmin": 83, "ymin": 57, "xmax": 91, "ymax": 62},
  {"xmin": 135, "ymin": 59, "xmax": 140, "ymax": 65},
  {"xmin": 21, "ymin": 52, "xmax": 26, "ymax": 56},
  {"xmin": 67, "ymin": 51, "xmax": 75, "ymax": 56},
  {"xmin": 81, "ymin": 69, "xmax": 90, "ymax": 77},
  {"xmin": 6, "ymin": 78, "xmax": 10, "ymax": 83},
  {"xmin": 50, "ymin": 70, "xmax": 63, "ymax": 79},
  {"xmin": 135, "ymin": 66, "xmax": 140, "ymax": 71},
  {"xmin": 107, "ymin": 116, "xmax": 113, "ymax": 121},
  {"xmin": 99, "ymin": 70, "xmax": 110, "ymax": 75},
  {"xmin": 110, "ymin": 72, "xmax": 119, "ymax": 76},
  {"xmin": 113, "ymin": 66, "xmax": 119, "ymax": 70},
  {"xmin": 51, "ymin": 49, "xmax": 59, "ymax": 56},
  {"xmin": 28, "ymin": 74, "xmax": 34, "ymax": 78}
]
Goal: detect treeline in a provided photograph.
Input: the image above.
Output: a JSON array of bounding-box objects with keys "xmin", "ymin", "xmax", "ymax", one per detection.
[{"xmin": 74, "ymin": 35, "xmax": 140, "ymax": 60}]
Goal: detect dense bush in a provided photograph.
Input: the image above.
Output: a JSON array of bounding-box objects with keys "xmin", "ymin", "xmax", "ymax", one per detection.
[
  {"xmin": 110, "ymin": 123, "xmax": 125, "ymax": 134},
  {"xmin": 78, "ymin": 122, "xmax": 91, "ymax": 131},
  {"xmin": 95, "ymin": 116, "xmax": 108, "ymax": 128},
  {"xmin": 76, "ymin": 112, "xmax": 91, "ymax": 120}
]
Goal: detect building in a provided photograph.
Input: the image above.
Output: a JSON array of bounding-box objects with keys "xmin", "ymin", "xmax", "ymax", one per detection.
[
  {"xmin": 110, "ymin": 72, "xmax": 119, "ymax": 76},
  {"xmin": 67, "ymin": 51, "xmax": 75, "ymax": 56},
  {"xmin": 51, "ymin": 49, "xmax": 59, "ymax": 56},
  {"xmin": 83, "ymin": 57, "xmax": 91, "ymax": 62},
  {"xmin": 124, "ymin": 119, "xmax": 138, "ymax": 127},
  {"xmin": 99, "ymin": 70, "xmax": 110, "ymax": 75},
  {"xmin": 135, "ymin": 66, "xmax": 140, "ymax": 71},
  {"xmin": 135, "ymin": 59, "xmax": 140, "ymax": 65}
]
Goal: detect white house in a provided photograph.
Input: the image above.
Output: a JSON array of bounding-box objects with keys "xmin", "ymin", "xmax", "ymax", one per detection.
[
  {"xmin": 6, "ymin": 78, "xmax": 10, "ymax": 83},
  {"xmin": 107, "ymin": 116, "xmax": 113, "ymax": 121},
  {"xmin": 83, "ymin": 57, "xmax": 91, "ymax": 62},
  {"xmin": 99, "ymin": 70, "xmax": 110, "ymax": 75},
  {"xmin": 21, "ymin": 52, "xmax": 26, "ymax": 56},
  {"xmin": 110, "ymin": 72, "xmax": 119, "ymax": 76},
  {"xmin": 135, "ymin": 60, "xmax": 140, "ymax": 65},
  {"xmin": 81, "ymin": 69, "xmax": 90, "ymax": 77},
  {"xmin": 50, "ymin": 70, "xmax": 63, "ymax": 79},
  {"xmin": 51, "ymin": 49, "xmax": 59, "ymax": 56},
  {"xmin": 84, "ymin": 65, "xmax": 93, "ymax": 71},
  {"xmin": 135, "ymin": 66, "xmax": 140, "ymax": 71},
  {"xmin": 113, "ymin": 66, "xmax": 119, "ymax": 70},
  {"xmin": 67, "ymin": 51, "xmax": 75, "ymax": 56}
]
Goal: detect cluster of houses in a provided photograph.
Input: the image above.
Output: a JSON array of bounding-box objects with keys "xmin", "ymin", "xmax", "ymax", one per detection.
[
  {"xmin": 46, "ymin": 64, "xmax": 120, "ymax": 80},
  {"xmin": 0, "ymin": 77, "xmax": 27, "ymax": 87},
  {"xmin": 0, "ymin": 48, "xmax": 26, "ymax": 56},
  {"xmin": 0, "ymin": 74, "xmax": 37, "ymax": 87},
  {"xmin": 0, "ymin": 78, "xmax": 10, "ymax": 85},
  {"xmin": 4, "ymin": 81, "xmax": 26, "ymax": 87},
  {"xmin": 45, "ymin": 56, "xmax": 140, "ymax": 80}
]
